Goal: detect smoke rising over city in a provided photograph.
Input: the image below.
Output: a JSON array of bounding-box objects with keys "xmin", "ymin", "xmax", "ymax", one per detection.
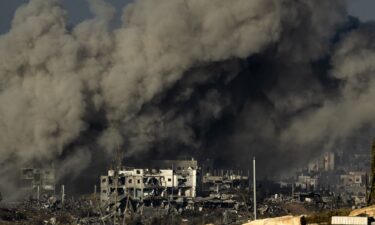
[{"xmin": 0, "ymin": 0, "xmax": 374, "ymax": 198}]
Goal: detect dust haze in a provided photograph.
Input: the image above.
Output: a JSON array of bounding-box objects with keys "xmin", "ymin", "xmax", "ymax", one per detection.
[{"xmin": 0, "ymin": 0, "xmax": 374, "ymax": 198}]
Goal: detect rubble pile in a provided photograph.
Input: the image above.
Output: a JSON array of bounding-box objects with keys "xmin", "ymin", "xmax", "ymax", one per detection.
[
  {"xmin": 2, "ymin": 159, "xmax": 370, "ymax": 224},
  {"xmin": 0, "ymin": 207, "xmax": 26, "ymax": 222},
  {"xmin": 0, "ymin": 196, "xmax": 251, "ymax": 225},
  {"xmin": 0, "ymin": 195, "xmax": 101, "ymax": 225}
]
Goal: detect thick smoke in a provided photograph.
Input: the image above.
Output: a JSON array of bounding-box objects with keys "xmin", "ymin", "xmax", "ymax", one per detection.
[
  {"xmin": 0, "ymin": 0, "xmax": 373, "ymax": 198},
  {"xmin": 282, "ymin": 23, "xmax": 375, "ymax": 150}
]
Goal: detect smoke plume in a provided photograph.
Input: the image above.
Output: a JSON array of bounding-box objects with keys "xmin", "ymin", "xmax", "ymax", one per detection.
[{"xmin": 0, "ymin": 0, "xmax": 374, "ymax": 198}]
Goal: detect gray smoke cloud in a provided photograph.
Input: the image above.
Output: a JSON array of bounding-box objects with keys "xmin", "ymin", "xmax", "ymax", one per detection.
[
  {"xmin": 282, "ymin": 23, "xmax": 375, "ymax": 148},
  {"xmin": 0, "ymin": 0, "xmax": 372, "ymax": 198}
]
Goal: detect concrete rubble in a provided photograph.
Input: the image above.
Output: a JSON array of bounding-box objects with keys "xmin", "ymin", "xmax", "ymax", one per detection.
[
  {"xmin": 0, "ymin": 161, "xmax": 254, "ymax": 224},
  {"xmin": 1, "ymin": 158, "xmax": 375, "ymax": 225}
]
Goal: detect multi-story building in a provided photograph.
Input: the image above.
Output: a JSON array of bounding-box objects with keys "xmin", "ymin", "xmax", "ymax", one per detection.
[
  {"xmin": 323, "ymin": 152, "xmax": 335, "ymax": 172},
  {"xmin": 295, "ymin": 175, "xmax": 318, "ymax": 191},
  {"xmin": 308, "ymin": 152, "xmax": 335, "ymax": 173},
  {"xmin": 20, "ymin": 167, "xmax": 56, "ymax": 197},
  {"xmin": 340, "ymin": 171, "xmax": 366, "ymax": 186},
  {"xmin": 100, "ymin": 160, "xmax": 197, "ymax": 205},
  {"xmin": 202, "ymin": 170, "xmax": 249, "ymax": 194}
]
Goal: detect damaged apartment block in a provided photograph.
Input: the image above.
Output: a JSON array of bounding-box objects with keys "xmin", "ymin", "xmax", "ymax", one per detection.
[
  {"xmin": 100, "ymin": 158, "xmax": 252, "ymax": 214},
  {"xmin": 100, "ymin": 159, "xmax": 198, "ymax": 209},
  {"xmin": 20, "ymin": 167, "xmax": 56, "ymax": 199}
]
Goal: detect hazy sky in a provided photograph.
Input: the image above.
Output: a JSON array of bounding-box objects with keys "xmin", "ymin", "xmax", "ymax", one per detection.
[
  {"xmin": 349, "ymin": 0, "xmax": 375, "ymax": 22},
  {"xmin": 0, "ymin": 0, "xmax": 132, "ymax": 34},
  {"xmin": 0, "ymin": 0, "xmax": 374, "ymax": 34}
]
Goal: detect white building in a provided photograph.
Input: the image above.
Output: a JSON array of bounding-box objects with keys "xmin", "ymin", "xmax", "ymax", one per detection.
[{"xmin": 100, "ymin": 165, "xmax": 197, "ymax": 204}]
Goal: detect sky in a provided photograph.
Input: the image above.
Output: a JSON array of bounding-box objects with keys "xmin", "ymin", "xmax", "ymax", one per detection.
[
  {"xmin": 0, "ymin": 0, "xmax": 374, "ymax": 34},
  {"xmin": 0, "ymin": 0, "xmax": 132, "ymax": 34},
  {"xmin": 349, "ymin": 0, "xmax": 375, "ymax": 21}
]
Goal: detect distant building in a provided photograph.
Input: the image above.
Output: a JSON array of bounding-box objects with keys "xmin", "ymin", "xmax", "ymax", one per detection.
[
  {"xmin": 200, "ymin": 159, "xmax": 214, "ymax": 176},
  {"xmin": 202, "ymin": 171, "xmax": 249, "ymax": 193},
  {"xmin": 100, "ymin": 160, "xmax": 198, "ymax": 205},
  {"xmin": 295, "ymin": 175, "xmax": 318, "ymax": 190},
  {"xmin": 308, "ymin": 152, "xmax": 335, "ymax": 173},
  {"xmin": 340, "ymin": 171, "xmax": 366, "ymax": 186},
  {"xmin": 307, "ymin": 159, "xmax": 322, "ymax": 173},
  {"xmin": 337, "ymin": 171, "xmax": 367, "ymax": 206},
  {"xmin": 323, "ymin": 152, "xmax": 335, "ymax": 171},
  {"xmin": 20, "ymin": 167, "xmax": 56, "ymax": 197}
]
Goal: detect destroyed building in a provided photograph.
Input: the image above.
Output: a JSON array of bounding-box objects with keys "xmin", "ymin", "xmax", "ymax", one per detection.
[
  {"xmin": 100, "ymin": 159, "xmax": 198, "ymax": 206},
  {"xmin": 20, "ymin": 167, "xmax": 56, "ymax": 198},
  {"xmin": 202, "ymin": 170, "xmax": 249, "ymax": 194},
  {"xmin": 307, "ymin": 152, "xmax": 335, "ymax": 173},
  {"xmin": 295, "ymin": 175, "xmax": 318, "ymax": 191},
  {"xmin": 99, "ymin": 158, "xmax": 252, "ymax": 212}
]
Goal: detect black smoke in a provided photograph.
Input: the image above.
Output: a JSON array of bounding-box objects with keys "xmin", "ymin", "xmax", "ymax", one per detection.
[{"xmin": 2, "ymin": 0, "xmax": 375, "ymax": 197}]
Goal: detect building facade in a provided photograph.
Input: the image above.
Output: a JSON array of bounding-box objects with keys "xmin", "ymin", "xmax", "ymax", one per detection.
[
  {"xmin": 100, "ymin": 160, "xmax": 197, "ymax": 205},
  {"xmin": 20, "ymin": 167, "xmax": 56, "ymax": 198}
]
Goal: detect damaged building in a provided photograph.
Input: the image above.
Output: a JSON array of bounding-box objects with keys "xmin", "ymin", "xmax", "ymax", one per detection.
[
  {"xmin": 202, "ymin": 170, "xmax": 249, "ymax": 194},
  {"xmin": 20, "ymin": 167, "xmax": 56, "ymax": 198},
  {"xmin": 100, "ymin": 159, "xmax": 198, "ymax": 206},
  {"xmin": 99, "ymin": 158, "xmax": 255, "ymax": 218}
]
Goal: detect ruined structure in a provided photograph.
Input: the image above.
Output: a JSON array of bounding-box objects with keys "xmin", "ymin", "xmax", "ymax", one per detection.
[
  {"xmin": 100, "ymin": 160, "xmax": 198, "ymax": 206},
  {"xmin": 202, "ymin": 170, "xmax": 249, "ymax": 194},
  {"xmin": 20, "ymin": 167, "xmax": 56, "ymax": 198},
  {"xmin": 308, "ymin": 152, "xmax": 335, "ymax": 173},
  {"xmin": 99, "ymin": 158, "xmax": 255, "ymax": 218}
]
